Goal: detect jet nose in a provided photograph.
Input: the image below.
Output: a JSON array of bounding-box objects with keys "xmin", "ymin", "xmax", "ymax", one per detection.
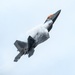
[{"xmin": 51, "ymin": 10, "xmax": 61, "ymax": 23}]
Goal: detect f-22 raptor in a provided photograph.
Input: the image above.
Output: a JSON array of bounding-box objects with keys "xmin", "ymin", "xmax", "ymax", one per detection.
[{"xmin": 14, "ymin": 10, "xmax": 61, "ymax": 62}]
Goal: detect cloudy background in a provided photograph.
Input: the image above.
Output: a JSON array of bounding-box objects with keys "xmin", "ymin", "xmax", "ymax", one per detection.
[{"xmin": 0, "ymin": 0, "xmax": 75, "ymax": 75}]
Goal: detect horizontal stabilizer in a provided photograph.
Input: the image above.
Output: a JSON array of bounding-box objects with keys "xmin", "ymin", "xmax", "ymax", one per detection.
[
  {"xmin": 14, "ymin": 40, "xmax": 27, "ymax": 52},
  {"xmin": 14, "ymin": 51, "xmax": 24, "ymax": 62}
]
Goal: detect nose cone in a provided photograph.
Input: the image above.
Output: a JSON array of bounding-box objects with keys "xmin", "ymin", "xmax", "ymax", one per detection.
[{"xmin": 51, "ymin": 10, "xmax": 61, "ymax": 23}]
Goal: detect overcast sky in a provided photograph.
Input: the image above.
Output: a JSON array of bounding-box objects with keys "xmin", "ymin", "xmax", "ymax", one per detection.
[{"xmin": 0, "ymin": 0, "xmax": 75, "ymax": 75}]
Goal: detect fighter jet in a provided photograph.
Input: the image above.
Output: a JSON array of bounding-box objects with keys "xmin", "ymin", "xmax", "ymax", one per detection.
[{"xmin": 14, "ymin": 10, "xmax": 61, "ymax": 62}]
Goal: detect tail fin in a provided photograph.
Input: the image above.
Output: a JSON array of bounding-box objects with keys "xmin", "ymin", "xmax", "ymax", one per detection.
[{"xmin": 28, "ymin": 48, "xmax": 35, "ymax": 57}]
